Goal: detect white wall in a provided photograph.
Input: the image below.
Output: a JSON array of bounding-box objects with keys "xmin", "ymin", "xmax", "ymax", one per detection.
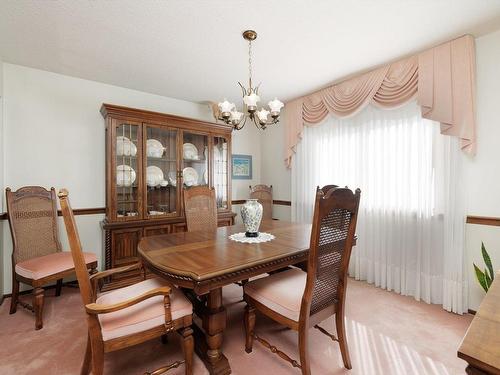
[
  {"xmin": 0, "ymin": 63, "xmax": 260, "ymax": 294},
  {"xmin": 0, "ymin": 58, "xmax": 4, "ymax": 209},
  {"xmin": 463, "ymin": 29, "xmax": 500, "ymax": 217},
  {"xmin": 0, "ymin": 58, "xmax": 4, "ymax": 300},
  {"xmin": 260, "ymin": 109, "xmax": 291, "ymax": 220},
  {"xmin": 231, "ymin": 119, "xmax": 262, "ymax": 224},
  {"xmin": 463, "ymin": 29, "xmax": 500, "ymax": 310}
]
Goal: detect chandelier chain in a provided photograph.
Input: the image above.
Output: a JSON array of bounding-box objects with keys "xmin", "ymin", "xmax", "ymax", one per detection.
[{"xmin": 248, "ymin": 40, "xmax": 252, "ymax": 89}]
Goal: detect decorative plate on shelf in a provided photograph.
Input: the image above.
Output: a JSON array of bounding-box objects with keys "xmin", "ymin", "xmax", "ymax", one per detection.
[
  {"xmin": 183, "ymin": 143, "xmax": 198, "ymax": 160},
  {"xmin": 116, "ymin": 165, "xmax": 136, "ymax": 187},
  {"xmin": 146, "ymin": 166, "xmax": 164, "ymax": 187},
  {"xmin": 117, "ymin": 136, "xmax": 137, "ymax": 157},
  {"xmin": 168, "ymin": 171, "xmax": 177, "ymax": 187},
  {"xmin": 146, "ymin": 139, "xmax": 166, "ymax": 158},
  {"xmin": 149, "ymin": 210, "xmax": 165, "ymax": 216},
  {"xmin": 183, "ymin": 167, "xmax": 199, "ymax": 186}
]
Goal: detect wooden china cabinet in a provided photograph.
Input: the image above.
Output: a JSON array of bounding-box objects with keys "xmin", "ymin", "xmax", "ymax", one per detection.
[{"xmin": 101, "ymin": 104, "xmax": 235, "ymax": 290}]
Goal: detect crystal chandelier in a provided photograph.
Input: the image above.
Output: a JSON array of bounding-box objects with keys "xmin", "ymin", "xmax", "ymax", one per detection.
[{"xmin": 218, "ymin": 30, "xmax": 284, "ymax": 130}]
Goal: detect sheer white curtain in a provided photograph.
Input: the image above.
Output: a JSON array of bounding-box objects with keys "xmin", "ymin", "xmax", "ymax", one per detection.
[{"xmin": 291, "ymin": 101, "xmax": 467, "ymax": 313}]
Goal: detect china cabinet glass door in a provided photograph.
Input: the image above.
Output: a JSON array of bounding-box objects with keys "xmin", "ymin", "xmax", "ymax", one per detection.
[
  {"xmin": 182, "ymin": 131, "xmax": 209, "ymax": 188},
  {"xmin": 144, "ymin": 125, "xmax": 179, "ymax": 218},
  {"xmin": 113, "ymin": 121, "xmax": 142, "ymax": 220},
  {"xmin": 213, "ymin": 136, "xmax": 229, "ymax": 210}
]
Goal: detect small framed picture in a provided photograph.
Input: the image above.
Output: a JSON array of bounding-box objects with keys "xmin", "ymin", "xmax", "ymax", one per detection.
[{"xmin": 232, "ymin": 154, "xmax": 252, "ymax": 180}]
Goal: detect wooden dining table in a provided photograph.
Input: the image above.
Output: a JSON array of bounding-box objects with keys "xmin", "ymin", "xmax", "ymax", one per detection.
[
  {"xmin": 458, "ymin": 270, "xmax": 500, "ymax": 374},
  {"xmin": 138, "ymin": 220, "xmax": 312, "ymax": 375}
]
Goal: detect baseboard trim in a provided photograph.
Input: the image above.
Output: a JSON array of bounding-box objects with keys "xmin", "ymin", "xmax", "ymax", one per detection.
[
  {"xmin": 466, "ymin": 216, "xmax": 500, "ymax": 227},
  {"xmin": 0, "ymin": 207, "xmax": 106, "ymax": 221},
  {"xmin": 2, "ymin": 208, "xmax": 497, "ymax": 225},
  {"xmin": 273, "ymin": 200, "xmax": 292, "ymax": 206},
  {"xmin": 232, "ymin": 199, "xmax": 292, "ymax": 206},
  {"xmin": 0, "ymin": 201, "xmax": 293, "ymax": 221}
]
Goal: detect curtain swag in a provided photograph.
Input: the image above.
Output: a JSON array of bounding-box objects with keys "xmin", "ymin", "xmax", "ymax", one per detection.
[{"xmin": 284, "ymin": 35, "xmax": 476, "ymax": 167}]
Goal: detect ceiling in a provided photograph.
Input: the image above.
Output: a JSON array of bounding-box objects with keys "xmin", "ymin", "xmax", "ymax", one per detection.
[{"xmin": 1, "ymin": 1, "xmax": 500, "ymax": 105}]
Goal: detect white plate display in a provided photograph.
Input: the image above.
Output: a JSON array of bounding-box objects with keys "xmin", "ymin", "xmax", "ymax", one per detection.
[
  {"xmin": 149, "ymin": 210, "xmax": 165, "ymax": 216},
  {"xmin": 183, "ymin": 143, "xmax": 198, "ymax": 160},
  {"xmin": 146, "ymin": 166, "xmax": 164, "ymax": 187},
  {"xmin": 117, "ymin": 136, "xmax": 137, "ymax": 157},
  {"xmin": 183, "ymin": 167, "xmax": 199, "ymax": 186},
  {"xmin": 168, "ymin": 171, "xmax": 177, "ymax": 187},
  {"xmin": 146, "ymin": 139, "xmax": 166, "ymax": 158},
  {"xmin": 116, "ymin": 165, "xmax": 136, "ymax": 187}
]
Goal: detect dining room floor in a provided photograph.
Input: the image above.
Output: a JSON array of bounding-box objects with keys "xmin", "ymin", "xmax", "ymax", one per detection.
[{"xmin": 0, "ymin": 278, "xmax": 472, "ymax": 375}]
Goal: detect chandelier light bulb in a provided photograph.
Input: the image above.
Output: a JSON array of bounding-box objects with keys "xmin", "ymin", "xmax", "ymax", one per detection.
[
  {"xmin": 256, "ymin": 108, "xmax": 270, "ymax": 123},
  {"xmin": 230, "ymin": 110, "xmax": 244, "ymax": 123},
  {"xmin": 268, "ymin": 98, "xmax": 284, "ymax": 115},
  {"xmin": 243, "ymin": 93, "xmax": 260, "ymax": 109},
  {"xmin": 218, "ymin": 99, "xmax": 235, "ymax": 115}
]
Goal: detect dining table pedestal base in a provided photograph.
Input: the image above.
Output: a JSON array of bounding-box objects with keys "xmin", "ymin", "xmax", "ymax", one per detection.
[
  {"xmin": 193, "ymin": 287, "xmax": 231, "ymax": 375},
  {"xmin": 138, "ymin": 222, "xmax": 316, "ymax": 375},
  {"xmin": 192, "ymin": 324, "xmax": 231, "ymax": 375}
]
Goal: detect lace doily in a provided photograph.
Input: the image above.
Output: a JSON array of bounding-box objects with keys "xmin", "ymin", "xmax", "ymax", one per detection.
[{"xmin": 229, "ymin": 232, "xmax": 275, "ymax": 243}]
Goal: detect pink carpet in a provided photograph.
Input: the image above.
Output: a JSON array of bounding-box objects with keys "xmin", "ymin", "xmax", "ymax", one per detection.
[{"xmin": 0, "ymin": 279, "xmax": 472, "ymax": 374}]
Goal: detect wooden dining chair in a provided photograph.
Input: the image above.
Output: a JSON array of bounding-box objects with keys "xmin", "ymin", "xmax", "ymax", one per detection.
[
  {"xmin": 319, "ymin": 184, "xmax": 338, "ymax": 194},
  {"xmin": 183, "ymin": 186, "xmax": 217, "ymax": 232},
  {"xmin": 58, "ymin": 189, "xmax": 194, "ymax": 375},
  {"xmin": 249, "ymin": 184, "xmax": 273, "ymax": 220},
  {"xmin": 6, "ymin": 186, "xmax": 98, "ymax": 330},
  {"xmin": 243, "ymin": 186, "xmax": 361, "ymax": 374}
]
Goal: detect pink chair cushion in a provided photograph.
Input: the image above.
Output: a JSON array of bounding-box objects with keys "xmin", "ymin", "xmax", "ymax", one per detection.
[
  {"xmin": 15, "ymin": 251, "xmax": 97, "ymax": 280},
  {"xmin": 97, "ymin": 278, "xmax": 192, "ymax": 341},
  {"xmin": 244, "ymin": 268, "xmax": 306, "ymax": 322}
]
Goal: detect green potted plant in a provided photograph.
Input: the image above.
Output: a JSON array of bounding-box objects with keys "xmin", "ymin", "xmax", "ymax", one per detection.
[{"xmin": 473, "ymin": 242, "xmax": 495, "ymax": 293}]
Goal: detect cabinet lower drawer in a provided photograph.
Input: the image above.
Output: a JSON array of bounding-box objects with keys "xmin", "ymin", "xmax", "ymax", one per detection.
[{"xmin": 143, "ymin": 224, "xmax": 171, "ymax": 237}]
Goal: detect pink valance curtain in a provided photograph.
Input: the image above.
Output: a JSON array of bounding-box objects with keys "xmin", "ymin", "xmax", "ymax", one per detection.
[{"xmin": 285, "ymin": 35, "xmax": 476, "ymax": 167}]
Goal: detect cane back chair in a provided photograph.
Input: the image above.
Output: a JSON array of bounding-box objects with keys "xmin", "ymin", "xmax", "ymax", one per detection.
[
  {"xmin": 183, "ymin": 186, "xmax": 217, "ymax": 232},
  {"xmin": 58, "ymin": 189, "xmax": 194, "ymax": 375},
  {"xmin": 6, "ymin": 186, "xmax": 97, "ymax": 330},
  {"xmin": 243, "ymin": 186, "xmax": 361, "ymax": 374},
  {"xmin": 249, "ymin": 184, "xmax": 273, "ymax": 221}
]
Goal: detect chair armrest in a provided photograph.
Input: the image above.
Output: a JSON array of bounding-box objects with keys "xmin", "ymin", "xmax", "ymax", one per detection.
[
  {"xmin": 89, "ymin": 262, "xmax": 144, "ymax": 296},
  {"xmin": 85, "ymin": 286, "xmax": 171, "ymax": 315},
  {"xmin": 90, "ymin": 262, "xmax": 143, "ymax": 282}
]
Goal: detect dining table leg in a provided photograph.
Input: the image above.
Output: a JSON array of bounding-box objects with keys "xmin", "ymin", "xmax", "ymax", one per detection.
[{"xmin": 193, "ymin": 287, "xmax": 231, "ymax": 375}]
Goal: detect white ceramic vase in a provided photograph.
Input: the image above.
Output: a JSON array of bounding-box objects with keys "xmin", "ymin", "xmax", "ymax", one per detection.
[{"xmin": 241, "ymin": 199, "xmax": 263, "ymax": 237}]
